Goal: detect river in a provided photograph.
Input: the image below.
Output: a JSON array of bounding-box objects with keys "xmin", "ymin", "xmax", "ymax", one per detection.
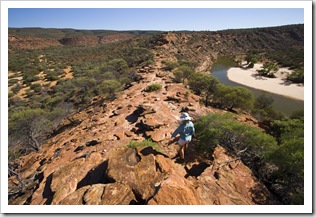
[{"xmin": 210, "ymin": 63, "xmax": 304, "ymax": 116}]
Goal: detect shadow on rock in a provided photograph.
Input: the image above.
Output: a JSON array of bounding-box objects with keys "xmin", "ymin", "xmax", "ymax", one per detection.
[
  {"xmin": 77, "ymin": 160, "xmax": 113, "ymax": 190},
  {"xmin": 140, "ymin": 146, "xmax": 169, "ymax": 158}
]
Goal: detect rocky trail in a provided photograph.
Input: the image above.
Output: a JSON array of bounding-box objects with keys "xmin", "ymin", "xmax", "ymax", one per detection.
[{"xmin": 8, "ymin": 48, "xmax": 276, "ymax": 205}]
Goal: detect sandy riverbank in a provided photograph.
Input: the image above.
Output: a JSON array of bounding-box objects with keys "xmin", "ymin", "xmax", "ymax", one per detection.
[{"xmin": 227, "ymin": 64, "xmax": 304, "ymax": 101}]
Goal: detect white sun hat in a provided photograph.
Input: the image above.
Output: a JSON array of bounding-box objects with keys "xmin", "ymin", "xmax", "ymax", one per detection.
[{"xmin": 180, "ymin": 112, "xmax": 191, "ymax": 121}]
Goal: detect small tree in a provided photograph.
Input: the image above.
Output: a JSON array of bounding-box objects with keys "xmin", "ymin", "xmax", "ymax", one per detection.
[
  {"xmin": 245, "ymin": 53, "xmax": 258, "ymax": 68},
  {"xmin": 162, "ymin": 60, "xmax": 179, "ymax": 71},
  {"xmin": 173, "ymin": 65, "xmax": 195, "ymax": 83},
  {"xmin": 172, "ymin": 69, "xmax": 184, "ymax": 83},
  {"xmin": 254, "ymin": 94, "xmax": 274, "ymax": 110},
  {"xmin": 257, "ymin": 62, "xmax": 279, "ymax": 78},
  {"xmin": 98, "ymin": 79, "xmax": 121, "ymax": 99},
  {"xmin": 9, "ymin": 108, "xmax": 52, "ymax": 152},
  {"xmin": 252, "ymin": 94, "xmax": 282, "ymax": 122},
  {"xmin": 286, "ymin": 68, "xmax": 304, "ymax": 84},
  {"xmin": 195, "ymin": 113, "xmax": 278, "ymax": 162},
  {"xmin": 105, "ymin": 59, "xmax": 129, "ymax": 79},
  {"xmin": 188, "ymin": 73, "xmax": 219, "ymax": 106},
  {"xmin": 267, "ymin": 116, "xmax": 304, "ymax": 204},
  {"xmin": 214, "ymin": 85, "xmax": 254, "ymax": 111}
]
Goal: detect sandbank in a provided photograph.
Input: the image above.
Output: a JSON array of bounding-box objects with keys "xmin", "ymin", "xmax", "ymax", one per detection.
[{"xmin": 227, "ymin": 64, "xmax": 304, "ymax": 101}]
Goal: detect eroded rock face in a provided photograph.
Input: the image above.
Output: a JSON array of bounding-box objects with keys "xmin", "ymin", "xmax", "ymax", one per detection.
[
  {"xmin": 9, "ymin": 143, "xmax": 275, "ymax": 205},
  {"xmin": 197, "ymin": 146, "xmax": 276, "ymax": 205}
]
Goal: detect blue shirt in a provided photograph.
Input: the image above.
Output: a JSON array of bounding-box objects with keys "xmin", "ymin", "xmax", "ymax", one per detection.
[{"xmin": 172, "ymin": 121, "xmax": 195, "ymax": 142}]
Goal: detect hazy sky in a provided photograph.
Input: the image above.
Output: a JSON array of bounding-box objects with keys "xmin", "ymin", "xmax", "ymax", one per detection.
[{"xmin": 8, "ymin": 8, "xmax": 304, "ymax": 31}]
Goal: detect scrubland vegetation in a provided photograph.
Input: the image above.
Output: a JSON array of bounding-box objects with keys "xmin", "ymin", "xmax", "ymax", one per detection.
[{"xmin": 8, "ymin": 26, "xmax": 304, "ymax": 204}]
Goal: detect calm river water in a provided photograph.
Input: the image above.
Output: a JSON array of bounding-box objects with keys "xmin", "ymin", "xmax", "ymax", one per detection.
[{"xmin": 210, "ymin": 63, "xmax": 304, "ymax": 116}]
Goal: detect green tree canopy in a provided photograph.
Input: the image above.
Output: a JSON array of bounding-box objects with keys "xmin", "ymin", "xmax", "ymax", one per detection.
[
  {"xmin": 195, "ymin": 113, "xmax": 278, "ymax": 161},
  {"xmin": 286, "ymin": 68, "xmax": 304, "ymax": 84},
  {"xmin": 214, "ymin": 85, "xmax": 254, "ymax": 111},
  {"xmin": 98, "ymin": 79, "xmax": 121, "ymax": 99},
  {"xmin": 188, "ymin": 73, "xmax": 219, "ymax": 106},
  {"xmin": 9, "ymin": 108, "xmax": 51, "ymax": 151},
  {"xmin": 257, "ymin": 62, "xmax": 279, "ymax": 78},
  {"xmin": 266, "ymin": 115, "xmax": 304, "ymax": 204}
]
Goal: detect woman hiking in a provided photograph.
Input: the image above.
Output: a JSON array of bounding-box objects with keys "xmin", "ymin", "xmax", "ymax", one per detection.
[{"xmin": 171, "ymin": 112, "xmax": 195, "ymax": 161}]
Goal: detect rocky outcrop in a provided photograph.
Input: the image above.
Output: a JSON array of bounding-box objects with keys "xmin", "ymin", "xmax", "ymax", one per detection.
[
  {"xmin": 8, "ymin": 41, "xmax": 277, "ymax": 205},
  {"xmin": 8, "ymin": 35, "xmax": 62, "ymax": 50},
  {"xmin": 59, "ymin": 34, "xmax": 134, "ymax": 46},
  {"xmin": 149, "ymin": 25, "xmax": 303, "ymax": 72},
  {"xmin": 8, "ymin": 33, "xmax": 134, "ymax": 50},
  {"xmin": 10, "ymin": 145, "xmax": 274, "ymax": 205}
]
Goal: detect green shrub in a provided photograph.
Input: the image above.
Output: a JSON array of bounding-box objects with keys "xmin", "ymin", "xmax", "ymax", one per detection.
[
  {"xmin": 286, "ymin": 68, "xmax": 304, "ymax": 84},
  {"xmin": 30, "ymin": 83, "xmax": 42, "ymax": 93},
  {"xmin": 162, "ymin": 60, "xmax": 179, "ymax": 71},
  {"xmin": 147, "ymin": 84, "xmax": 162, "ymax": 92},
  {"xmin": 172, "ymin": 65, "xmax": 194, "ymax": 83},
  {"xmin": 127, "ymin": 139, "xmax": 162, "ymax": 152},
  {"xmin": 11, "ymin": 83, "xmax": 22, "ymax": 94},
  {"xmin": 8, "ymin": 79, "xmax": 19, "ymax": 86},
  {"xmin": 188, "ymin": 73, "xmax": 219, "ymax": 106},
  {"xmin": 214, "ymin": 85, "xmax": 254, "ymax": 111},
  {"xmin": 179, "ymin": 60, "xmax": 199, "ymax": 69},
  {"xmin": 267, "ymin": 116, "xmax": 304, "ymax": 204},
  {"xmin": 172, "ymin": 70, "xmax": 184, "ymax": 83},
  {"xmin": 195, "ymin": 113, "xmax": 277, "ymax": 160},
  {"xmin": 45, "ymin": 70, "xmax": 59, "ymax": 81},
  {"xmin": 98, "ymin": 79, "xmax": 121, "ymax": 98},
  {"xmin": 256, "ymin": 62, "xmax": 279, "ymax": 78}
]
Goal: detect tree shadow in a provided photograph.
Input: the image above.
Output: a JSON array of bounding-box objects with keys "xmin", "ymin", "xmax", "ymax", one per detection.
[
  {"xmin": 140, "ymin": 146, "xmax": 169, "ymax": 158},
  {"xmin": 279, "ymin": 80, "xmax": 293, "ymax": 86},
  {"xmin": 251, "ymin": 73, "xmax": 268, "ymax": 80},
  {"xmin": 184, "ymin": 162, "xmax": 210, "ymax": 178},
  {"xmin": 76, "ymin": 160, "xmax": 113, "ymax": 190},
  {"xmin": 43, "ymin": 174, "xmax": 54, "ymax": 205},
  {"xmin": 125, "ymin": 106, "xmax": 145, "ymax": 124}
]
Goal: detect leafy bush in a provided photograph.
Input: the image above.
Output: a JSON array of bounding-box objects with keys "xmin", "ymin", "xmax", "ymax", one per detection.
[
  {"xmin": 124, "ymin": 47, "xmax": 153, "ymax": 67},
  {"xmin": 8, "ymin": 79, "xmax": 19, "ymax": 87},
  {"xmin": 45, "ymin": 70, "xmax": 60, "ymax": 81},
  {"xmin": 30, "ymin": 83, "xmax": 42, "ymax": 93},
  {"xmin": 146, "ymin": 84, "xmax": 162, "ymax": 92},
  {"xmin": 195, "ymin": 113, "xmax": 278, "ymax": 160},
  {"xmin": 252, "ymin": 94, "xmax": 284, "ymax": 122},
  {"xmin": 11, "ymin": 83, "xmax": 22, "ymax": 94},
  {"xmin": 101, "ymin": 58, "xmax": 129, "ymax": 79},
  {"xmin": 162, "ymin": 60, "xmax": 179, "ymax": 71},
  {"xmin": 286, "ymin": 68, "xmax": 304, "ymax": 84},
  {"xmin": 172, "ymin": 70, "xmax": 184, "ymax": 83},
  {"xmin": 172, "ymin": 65, "xmax": 195, "ymax": 83},
  {"xmin": 179, "ymin": 60, "xmax": 199, "ymax": 69},
  {"xmin": 9, "ymin": 108, "xmax": 52, "ymax": 151},
  {"xmin": 188, "ymin": 73, "xmax": 219, "ymax": 106},
  {"xmin": 127, "ymin": 139, "xmax": 162, "ymax": 152},
  {"xmin": 98, "ymin": 79, "xmax": 121, "ymax": 99},
  {"xmin": 266, "ymin": 115, "xmax": 304, "ymax": 204},
  {"xmin": 256, "ymin": 62, "xmax": 279, "ymax": 78},
  {"xmin": 214, "ymin": 85, "xmax": 254, "ymax": 111}
]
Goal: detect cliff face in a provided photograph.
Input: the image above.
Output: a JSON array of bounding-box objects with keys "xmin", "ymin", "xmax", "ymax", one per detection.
[
  {"xmin": 147, "ymin": 24, "xmax": 303, "ymax": 72},
  {"xmin": 8, "ymin": 33, "xmax": 135, "ymax": 50},
  {"xmin": 8, "ymin": 49, "xmax": 277, "ymax": 205},
  {"xmin": 8, "ymin": 35, "xmax": 62, "ymax": 50},
  {"xmin": 59, "ymin": 33, "xmax": 135, "ymax": 45}
]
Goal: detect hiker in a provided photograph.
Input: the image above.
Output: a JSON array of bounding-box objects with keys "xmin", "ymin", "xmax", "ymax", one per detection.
[{"xmin": 171, "ymin": 112, "xmax": 195, "ymax": 161}]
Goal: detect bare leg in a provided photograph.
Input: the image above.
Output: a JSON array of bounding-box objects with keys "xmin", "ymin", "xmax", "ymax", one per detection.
[{"xmin": 180, "ymin": 143, "xmax": 188, "ymax": 160}]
